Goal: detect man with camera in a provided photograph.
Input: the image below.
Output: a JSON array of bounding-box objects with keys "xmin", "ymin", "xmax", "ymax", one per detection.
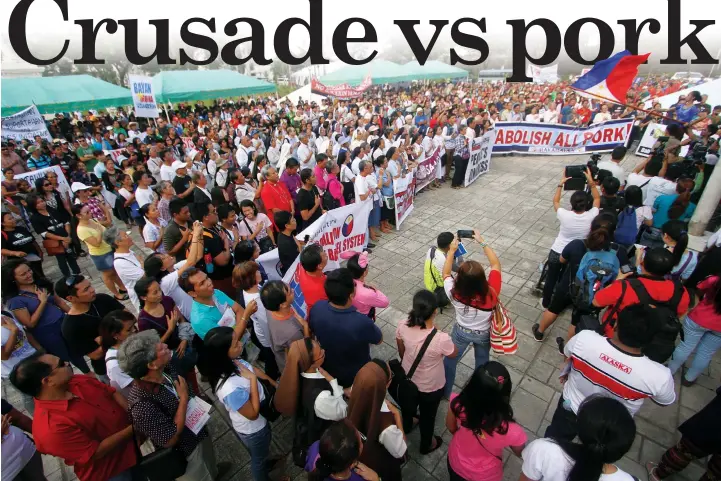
[{"xmin": 539, "ymin": 168, "xmax": 600, "ymax": 311}]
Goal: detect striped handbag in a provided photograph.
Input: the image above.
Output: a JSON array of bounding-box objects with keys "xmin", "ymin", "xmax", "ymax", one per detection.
[{"xmin": 489, "ymin": 291, "xmax": 518, "ymax": 355}]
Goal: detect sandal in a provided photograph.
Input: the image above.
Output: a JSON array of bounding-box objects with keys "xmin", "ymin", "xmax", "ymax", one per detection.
[
  {"xmin": 420, "ymin": 435, "xmax": 443, "ymax": 455},
  {"xmin": 114, "ymin": 293, "xmax": 129, "ymax": 301}
]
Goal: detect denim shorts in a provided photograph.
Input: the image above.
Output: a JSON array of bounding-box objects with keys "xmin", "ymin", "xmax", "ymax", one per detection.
[{"xmin": 90, "ymin": 251, "xmax": 115, "ymax": 271}]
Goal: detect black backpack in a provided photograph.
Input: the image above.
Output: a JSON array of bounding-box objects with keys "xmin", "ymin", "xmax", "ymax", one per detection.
[
  {"xmin": 321, "ymin": 184, "xmax": 341, "ymax": 211},
  {"xmin": 627, "ymin": 278, "xmax": 684, "ymax": 363}
]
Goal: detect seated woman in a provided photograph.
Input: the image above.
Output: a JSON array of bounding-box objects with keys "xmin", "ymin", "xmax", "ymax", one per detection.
[
  {"xmin": 119, "ymin": 330, "xmax": 222, "ymax": 481},
  {"xmin": 446, "ymin": 362, "xmax": 526, "ymax": 481},
  {"xmin": 305, "ymin": 419, "xmax": 380, "ymax": 481},
  {"xmin": 348, "ymin": 360, "xmax": 407, "ymax": 481},
  {"xmin": 275, "ymin": 338, "xmax": 348, "ymax": 466},
  {"xmin": 342, "ymin": 251, "xmax": 389, "ymax": 321},
  {"xmin": 99, "ymin": 309, "xmax": 137, "ymax": 397},
  {"xmin": 197, "ymin": 324, "xmax": 287, "ymax": 481}
]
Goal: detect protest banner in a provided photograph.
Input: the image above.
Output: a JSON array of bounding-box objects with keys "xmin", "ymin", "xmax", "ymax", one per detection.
[
  {"xmin": 635, "ymin": 122, "xmax": 691, "ymax": 158},
  {"xmin": 527, "ymin": 64, "xmax": 559, "ymax": 83},
  {"xmin": 310, "ymin": 75, "xmax": 372, "ymax": 100},
  {"xmin": 256, "ymin": 200, "xmax": 372, "ymax": 281},
  {"xmin": 181, "ymin": 137, "xmax": 196, "ymax": 152},
  {"xmin": 464, "ymin": 131, "xmax": 494, "ymax": 187},
  {"xmin": 15, "ymin": 166, "xmax": 71, "ymax": 197},
  {"xmin": 393, "ymin": 171, "xmax": 416, "ymax": 230},
  {"xmin": 414, "ymin": 147, "xmax": 442, "ymax": 193},
  {"xmin": 104, "ymin": 149, "xmax": 127, "ymax": 163},
  {"xmin": 1, "ymin": 106, "xmax": 52, "ymax": 143},
  {"xmin": 128, "ymin": 75, "xmax": 159, "ymax": 118},
  {"xmin": 492, "ymin": 119, "xmax": 634, "ymax": 155}
]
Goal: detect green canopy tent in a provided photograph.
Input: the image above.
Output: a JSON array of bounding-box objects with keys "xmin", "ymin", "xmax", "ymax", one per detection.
[
  {"xmin": 318, "ymin": 60, "xmax": 415, "ymax": 86},
  {"xmin": 1, "ymin": 75, "xmax": 133, "ymax": 115},
  {"xmin": 402, "ymin": 60, "xmax": 468, "ymax": 80},
  {"xmin": 152, "ymin": 70, "xmax": 276, "ymax": 103}
]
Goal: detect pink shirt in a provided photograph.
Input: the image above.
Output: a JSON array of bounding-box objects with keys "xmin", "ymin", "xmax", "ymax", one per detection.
[
  {"xmin": 447, "ymin": 393, "xmax": 527, "ymax": 481},
  {"xmin": 689, "ymin": 276, "xmax": 721, "ymax": 332},
  {"xmin": 394, "ymin": 323, "xmax": 455, "ymax": 392},
  {"xmin": 352, "ymin": 280, "xmax": 389, "ymax": 315},
  {"xmin": 327, "ymin": 177, "xmax": 346, "ymax": 206},
  {"xmin": 314, "ymin": 166, "xmax": 328, "ymax": 191}
]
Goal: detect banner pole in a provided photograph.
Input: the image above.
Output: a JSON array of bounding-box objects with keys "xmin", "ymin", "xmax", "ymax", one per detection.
[{"xmin": 569, "ymin": 86, "xmax": 702, "ymax": 128}]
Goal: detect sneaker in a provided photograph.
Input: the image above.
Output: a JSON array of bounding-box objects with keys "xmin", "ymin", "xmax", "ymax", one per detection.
[
  {"xmin": 646, "ymin": 461, "xmax": 661, "ymax": 481},
  {"xmin": 681, "ymin": 377, "xmax": 696, "ymax": 387},
  {"xmin": 531, "ymin": 323, "xmax": 544, "ymax": 342},
  {"xmin": 367, "ymin": 242, "xmax": 376, "ymax": 248},
  {"xmin": 556, "ymin": 337, "xmax": 565, "ymax": 355}
]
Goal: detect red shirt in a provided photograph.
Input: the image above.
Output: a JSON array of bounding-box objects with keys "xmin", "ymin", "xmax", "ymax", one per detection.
[
  {"xmin": 260, "ymin": 181, "xmax": 293, "ymax": 229},
  {"xmin": 595, "ymin": 277, "xmax": 690, "ymax": 337},
  {"xmin": 33, "ymin": 376, "xmax": 137, "ymax": 481},
  {"xmin": 689, "ymin": 276, "xmax": 721, "ymax": 332},
  {"xmin": 298, "ymin": 266, "xmax": 328, "ymax": 310}
]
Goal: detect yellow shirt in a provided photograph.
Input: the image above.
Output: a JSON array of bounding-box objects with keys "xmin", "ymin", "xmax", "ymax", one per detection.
[{"xmin": 77, "ymin": 223, "xmax": 112, "ymax": 256}]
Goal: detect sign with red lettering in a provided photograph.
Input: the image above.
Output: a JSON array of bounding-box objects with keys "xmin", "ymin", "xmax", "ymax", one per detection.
[
  {"xmin": 393, "ymin": 171, "xmax": 416, "ymax": 230},
  {"xmin": 492, "ymin": 119, "xmax": 634, "ymax": 155},
  {"xmin": 311, "ymin": 75, "xmax": 372, "ymax": 100}
]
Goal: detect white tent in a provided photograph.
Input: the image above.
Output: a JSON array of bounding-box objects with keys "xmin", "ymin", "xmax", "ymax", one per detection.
[
  {"xmin": 645, "ymin": 78, "xmax": 721, "ymax": 109},
  {"xmin": 290, "ymin": 62, "xmax": 345, "ymax": 85},
  {"xmin": 278, "ymin": 84, "xmax": 327, "ymax": 106}
]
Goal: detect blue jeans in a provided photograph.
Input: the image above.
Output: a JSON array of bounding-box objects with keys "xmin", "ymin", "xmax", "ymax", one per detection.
[
  {"xmin": 443, "ymin": 324, "xmax": 490, "ymax": 397},
  {"xmin": 238, "ymin": 423, "xmax": 272, "ymax": 481},
  {"xmin": 668, "ymin": 316, "xmax": 721, "ymax": 382}
]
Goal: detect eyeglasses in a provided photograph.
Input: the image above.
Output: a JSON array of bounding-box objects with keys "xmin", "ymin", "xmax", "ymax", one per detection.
[{"xmin": 45, "ymin": 358, "xmax": 67, "ymax": 378}]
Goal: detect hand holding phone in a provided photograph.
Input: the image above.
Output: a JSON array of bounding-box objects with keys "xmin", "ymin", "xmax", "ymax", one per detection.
[{"xmin": 457, "ymin": 230, "xmax": 475, "ymax": 239}]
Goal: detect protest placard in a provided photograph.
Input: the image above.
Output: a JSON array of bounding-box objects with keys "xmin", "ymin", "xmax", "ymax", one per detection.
[
  {"xmin": 414, "ymin": 147, "xmax": 442, "ymax": 193},
  {"xmin": 1, "ymin": 106, "xmax": 52, "ymax": 142},
  {"xmin": 129, "ymin": 75, "xmax": 159, "ymax": 118},
  {"xmin": 492, "ymin": 119, "xmax": 634, "ymax": 154},
  {"xmin": 464, "ymin": 131, "xmax": 494, "ymax": 187},
  {"xmin": 393, "ymin": 171, "xmax": 416, "ymax": 230},
  {"xmin": 15, "ymin": 166, "xmax": 71, "ymax": 197}
]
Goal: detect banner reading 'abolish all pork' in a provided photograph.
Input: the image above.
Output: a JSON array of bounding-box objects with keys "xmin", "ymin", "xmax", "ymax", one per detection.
[{"xmin": 492, "ymin": 119, "xmax": 634, "ymax": 155}]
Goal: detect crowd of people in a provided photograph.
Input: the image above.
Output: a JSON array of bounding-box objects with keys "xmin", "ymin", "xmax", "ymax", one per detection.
[{"xmin": 1, "ymin": 73, "xmax": 720, "ymax": 481}]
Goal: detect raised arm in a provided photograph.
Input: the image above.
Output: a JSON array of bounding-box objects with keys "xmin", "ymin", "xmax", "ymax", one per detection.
[{"xmin": 585, "ymin": 168, "xmax": 601, "ymax": 208}]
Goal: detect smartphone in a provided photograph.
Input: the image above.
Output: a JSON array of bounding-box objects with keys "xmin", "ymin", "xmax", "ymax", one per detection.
[
  {"xmin": 621, "ymin": 265, "xmax": 633, "ymax": 274},
  {"xmin": 455, "ymin": 242, "xmax": 468, "ymax": 258},
  {"xmin": 304, "ymin": 235, "xmax": 310, "ymax": 243},
  {"xmin": 457, "ymin": 230, "xmax": 475, "ymax": 239}
]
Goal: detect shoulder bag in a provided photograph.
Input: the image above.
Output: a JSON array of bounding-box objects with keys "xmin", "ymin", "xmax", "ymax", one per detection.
[
  {"xmin": 128, "ymin": 398, "xmax": 188, "ymax": 481},
  {"xmin": 489, "ymin": 288, "xmax": 518, "ymax": 355},
  {"xmin": 428, "ymin": 247, "xmax": 450, "ymax": 311},
  {"xmin": 388, "ymin": 328, "xmax": 437, "ymax": 414}
]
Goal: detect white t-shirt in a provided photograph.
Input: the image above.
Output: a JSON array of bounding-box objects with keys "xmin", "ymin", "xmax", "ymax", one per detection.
[
  {"xmin": 644, "ymin": 178, "xmax": 677, "ymax": 207},
  {"xmin": 143, "ymin": 219, "xmax": 168, "ymax": 253},
  {"xmin": 550, "ymin": 207, "xmax": 600, "ymax": 254},
  {"xmin": 243, "ymin": 291, "xmax": 270, "ymax": 348},
  {"xmin": 596, "ymin": 160, "xmax": 625, "ymax": 181},
  {"xmin": 216, "ymin": 363, "xmax": 267, "ymax": 435},
  {"xmin": 135, "ymin": 186, "xmax": 156, "ymax": 208},
  {"xmin": 563, "ymin": 330, "xmax": 675, "ymax": 416},
  {"xmin": 1, "ymin": 424, "xmax": 37, "ymax": 481},
  {"xmin": 1, "ymin": 318, "xmax": 37, "ymax": 378},
  {"xmin": 354, "ymin": 174, "xmax": 371, "ymax": 204},
  {"xmin": 625, "ymin": 173, "xmax": 654, "ymax": 203},
  {"xmin": 160, "ymin": 164, "xmax": 176, "ymax": 182},
  {"xmin": 522, "ymin": 439, "xmax": 636, "ymax": 481},
  {"xmin": 297, "ymin": 143, "xmax": 314, "ymax": 169},
  {"xmin": 634, "ymin": 206, "xmax": 653, "ymax": 229},
  {"xmin": 105, "ymin": 347, "xmax": 134, "ymax": 395},
  {"xmin": 443, "ymin": 276, "xmax": 492, "ymax": 332},
  {"xmin": 160, "ymin": 261, "xmax": 194, "ymax": 320}
]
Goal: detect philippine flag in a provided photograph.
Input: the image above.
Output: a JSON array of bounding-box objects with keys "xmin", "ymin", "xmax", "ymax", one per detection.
[{"xmin": 571, "ymin": 50, "xmax": 651, "ymax": 103}]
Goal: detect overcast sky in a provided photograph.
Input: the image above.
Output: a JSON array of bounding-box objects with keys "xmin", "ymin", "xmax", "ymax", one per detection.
[{"xmin": 1, "ymin": 0, "xmax": 719, "ymax": 69}]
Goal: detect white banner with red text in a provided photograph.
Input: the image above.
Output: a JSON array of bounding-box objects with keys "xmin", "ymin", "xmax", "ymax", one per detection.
[
  {"xmin": 492, "ymin": 119, "xmax": 634, "ymax": 155},
  {"xmin": 310, "ymin": 76, "xmax": 372, "ymax": 100},
  {"xmin": 393, "ymin": 171, "xmax": 416, "ymax": 230},
  {"xmin": 257, "ymin": 200, "xmax": 372, "ymax": 288},
  {"xmin": 414, "ymin": 147, "xmax": 443, "ymax": 193}
]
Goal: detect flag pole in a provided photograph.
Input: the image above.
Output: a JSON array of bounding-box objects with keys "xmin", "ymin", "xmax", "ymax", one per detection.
[{"xmin": 569, "ymin": 86, "xmax": 703, "ymax": 129}]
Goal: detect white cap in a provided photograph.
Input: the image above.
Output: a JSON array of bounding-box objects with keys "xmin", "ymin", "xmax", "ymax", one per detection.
[
  {"xmin": 171, "ymin": 160, "xmax": 187, "ymax": 171},
  {"xmin": 71, "ymin": 182, "xmax": 92, "ymax": 193}
]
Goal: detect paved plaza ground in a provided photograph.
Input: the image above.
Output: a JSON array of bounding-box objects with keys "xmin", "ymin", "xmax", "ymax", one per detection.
[{"xmin": 8, "ymin": 152, "xmax": 719, "ymax": 481}]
